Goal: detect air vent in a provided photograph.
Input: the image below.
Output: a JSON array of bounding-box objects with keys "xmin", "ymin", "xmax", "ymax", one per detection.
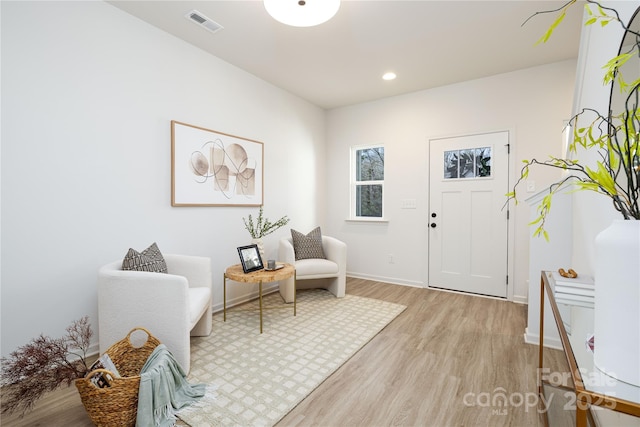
[{"xmin": 185, "ymin": 10, "xmax": 223, "ymax": 34}]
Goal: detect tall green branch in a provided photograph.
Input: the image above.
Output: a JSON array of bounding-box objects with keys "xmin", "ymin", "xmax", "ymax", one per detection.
[{"xmin": 243, "ymin": 206, "xmax": 290, "ymax": 239}]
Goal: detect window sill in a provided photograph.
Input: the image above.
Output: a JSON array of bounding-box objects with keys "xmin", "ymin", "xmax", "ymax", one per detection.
[{"xmin": 345, "ymin": 218, "xmax": 389, "ymax": 223}]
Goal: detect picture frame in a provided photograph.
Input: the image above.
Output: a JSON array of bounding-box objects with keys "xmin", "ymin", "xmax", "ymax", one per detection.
[
  {"xmin": 171, "ymin": 120, "xmax": 264, "ymax": 207},
  {"xmin": 237, "ymin": 244, "xmax": 264, "ymax": 273}
]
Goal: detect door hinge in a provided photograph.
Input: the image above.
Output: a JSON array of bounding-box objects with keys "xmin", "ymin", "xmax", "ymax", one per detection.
[
  {"xmin": 506, "ymin": 275, "xmax": 509, "ymax": 285},
  {"xmin": 506, "ymin": 209, "xmax": 510, "ymax": 220},
  {"xmin": 506, "ymin": 143, "xmax": 510, "ymax": 154}
]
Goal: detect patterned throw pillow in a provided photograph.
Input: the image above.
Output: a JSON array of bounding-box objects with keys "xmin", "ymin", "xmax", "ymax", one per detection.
[
  {"xmin": 121, "ymin": 242, "xmax": 168, "ymax": 273},
  {"xmin": 291, "ymin": 227, "xmax": 326, "ymax": 260}
]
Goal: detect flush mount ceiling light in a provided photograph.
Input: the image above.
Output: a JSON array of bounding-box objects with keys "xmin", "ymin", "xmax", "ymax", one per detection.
[
  {"xmin": 382, "ymin": 72, "xmax": 397, "ymax": 81},
  {"xmin": 264, "ymin": 0, "xmax": 341, "ymax": 27}
]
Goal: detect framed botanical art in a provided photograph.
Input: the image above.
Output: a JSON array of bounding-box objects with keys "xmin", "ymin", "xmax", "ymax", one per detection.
[{"xmin": 171, "ymin": 120, "xmax": 264, "ymax": 206}]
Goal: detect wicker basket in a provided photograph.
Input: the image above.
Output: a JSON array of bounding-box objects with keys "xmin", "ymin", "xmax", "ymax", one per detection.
[{"xmin": 75, "ymin": 327, "xmax": 161, "ymax": 426}]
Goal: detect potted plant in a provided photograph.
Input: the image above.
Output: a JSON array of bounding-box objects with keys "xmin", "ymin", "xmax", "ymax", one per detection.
[
  {"xmin": 509, "ymin": 0, "xmax": 639, "ymax": 387},
  {"xmin": 242, "ymin": 206, "xmax": 290, "ymax": 259}
]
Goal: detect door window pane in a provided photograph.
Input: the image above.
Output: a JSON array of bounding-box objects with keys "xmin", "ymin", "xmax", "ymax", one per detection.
[{"xmin": 444, "ymin": 146, "xmax": 491, "ymax": 179}]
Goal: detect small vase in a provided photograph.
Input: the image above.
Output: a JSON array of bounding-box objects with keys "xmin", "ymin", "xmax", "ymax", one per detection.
[
  {"xmin": 252, "ymin": 238, "xmax": 266, "ymax": 262},
  {"xmin": 593, "ymin": 219, "xmax": 640, "ymax": 387}
]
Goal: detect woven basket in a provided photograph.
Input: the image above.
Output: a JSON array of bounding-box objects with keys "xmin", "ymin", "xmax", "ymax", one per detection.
[{"xmin": 75, "ymin": 327, "xmax": 161, "ymax": 427}]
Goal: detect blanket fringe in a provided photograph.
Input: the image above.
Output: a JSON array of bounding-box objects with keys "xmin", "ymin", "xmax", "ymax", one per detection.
[{"xmin": 177, "ymin": 384, "xmax": 218, "ymax": 418}]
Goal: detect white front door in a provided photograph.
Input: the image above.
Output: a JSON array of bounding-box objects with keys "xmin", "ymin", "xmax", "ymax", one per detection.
[{"xmin": 428, "ymin": 131, "xmax": 509, "ymax": 298}]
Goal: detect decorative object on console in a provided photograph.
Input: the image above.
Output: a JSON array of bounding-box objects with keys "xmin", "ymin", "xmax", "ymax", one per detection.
[
  {"xmin": 171, "ymin": 120, "xmax": 264, "ymax": 207},
  {"xmin": 237, "ymin": 244, "xmax": 264, "ymax": 273},
  {"xmin": 263, "ymin": 0, "xmax": 341, "ymax": 27},
  {"xmin": 0, "ymin": 316, "xmax": 93, "ymax": 416},
  {"xmin": 552, "ymin": 270, "xmax": 595, "ymax": 309},
  {"xmin": 594, "ymin": 219, "xmax": 640, "ymax": 386},
  {"xmin": 558, "ymin": 268, "xmax": 578, "ymax": 278}
]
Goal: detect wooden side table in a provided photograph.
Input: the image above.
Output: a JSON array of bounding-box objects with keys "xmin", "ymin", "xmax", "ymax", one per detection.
[{"xmin": 223, "ymin": 263, "xmax": 296, "ymax": 333}]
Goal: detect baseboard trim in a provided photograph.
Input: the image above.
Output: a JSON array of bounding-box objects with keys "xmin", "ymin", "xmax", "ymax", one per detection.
[
  {"xmin": 346, "ymin": 272, "xmax": 423, "ymax": 288},
  {"xmin": 524, "ymin": 327, "xmax": 562, "ymax": 350},
  {"xmin": 512, "ymin": 294, "xmax": 528, "ymax": 305},
  {"xmin": 212, "ymin": 283, "xmax": 280, "ymax": 313}
]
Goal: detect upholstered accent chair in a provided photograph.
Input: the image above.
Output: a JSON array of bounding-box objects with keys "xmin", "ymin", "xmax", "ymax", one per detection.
[
  {"xmin": 278, "ymin": 235, "xmax": 347, "ymax": 303},
  {"xmin": 98, "ymin": 254, "xmax": 212, "ymax": 373}
]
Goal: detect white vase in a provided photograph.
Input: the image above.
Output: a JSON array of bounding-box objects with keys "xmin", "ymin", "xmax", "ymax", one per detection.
[
  {"xmin": 593, "ymin": 219, "xmax": 640, "ymax": 387},
  {"xmin": 251, "ymin": 238, "xmax": 265, "ymax": 262}
]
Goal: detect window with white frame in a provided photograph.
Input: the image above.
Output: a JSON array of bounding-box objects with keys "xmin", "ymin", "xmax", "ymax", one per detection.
[{"xmin": 351, "ymin": 145, "xmax": 384, "ymax": 218}]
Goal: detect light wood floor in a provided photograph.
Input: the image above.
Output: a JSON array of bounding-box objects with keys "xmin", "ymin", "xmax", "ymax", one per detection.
[{"xmin": 1, "ymin": 278, "xmax": 567, "ymax": 426}]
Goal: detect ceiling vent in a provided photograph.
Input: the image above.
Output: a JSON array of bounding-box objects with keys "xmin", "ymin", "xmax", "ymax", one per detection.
[{"xmin": 185, "ymin": 10, "xmax": 223, "ymax": 34}]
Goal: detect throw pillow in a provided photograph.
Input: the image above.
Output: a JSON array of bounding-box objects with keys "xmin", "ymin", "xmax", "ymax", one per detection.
[
  {"xmin": 122, "ymin": 242, "xmax": 168, "ymax": 273},
  {"xmin": 291, "ymin": 227, "xmax": 326, "ymax": 260}
]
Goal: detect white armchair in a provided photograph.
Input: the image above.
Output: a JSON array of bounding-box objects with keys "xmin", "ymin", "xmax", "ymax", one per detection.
[
  {"xmin": 278, "ymin": 235, "xmax": 347, "ymax": 303},
  {"xmin": 98, "ymin": 254, "xmax": 212, "ymax": 373}
]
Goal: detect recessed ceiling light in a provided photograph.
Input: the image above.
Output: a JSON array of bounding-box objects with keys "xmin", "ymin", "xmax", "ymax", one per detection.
[{"xmin": 382, "ymin": 72, "xmax": 397, "ymax": 81}]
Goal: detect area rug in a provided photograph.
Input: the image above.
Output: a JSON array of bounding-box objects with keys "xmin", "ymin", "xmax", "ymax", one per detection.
[{"xmin": 177, "ymin": 289, "xmax": 406, "ymax": 427}]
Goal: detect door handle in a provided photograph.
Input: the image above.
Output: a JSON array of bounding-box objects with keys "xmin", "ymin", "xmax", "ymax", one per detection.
[{"xmin": 430, "ymin": 223, "xmax": 437, "ymax": 228}]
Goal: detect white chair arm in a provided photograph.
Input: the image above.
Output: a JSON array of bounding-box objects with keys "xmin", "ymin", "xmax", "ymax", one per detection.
[
  {"xmin": 164, "ymin": 254, "xmax": 212, "ymax": 289},
  {"xmin": 322, "ymin": 236, "xmax": 347, "ymax": 274},
  {"xmin": 279, "ymin": 238, "xmax": 296, "ymax": 264},
  {"xmin": 98, "ymin": 261, "xmax": 190, "ymax": 306}
]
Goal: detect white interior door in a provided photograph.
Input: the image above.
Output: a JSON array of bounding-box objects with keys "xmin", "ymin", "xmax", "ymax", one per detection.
[{"xmin": 428, "ymin": 131, "xmax": 509, "ymax": 298}]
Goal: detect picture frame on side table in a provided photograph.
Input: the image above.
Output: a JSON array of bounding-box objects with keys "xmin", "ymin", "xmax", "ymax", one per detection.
[
  {"xmin": 171, "ymin": 120, "xmax": 264, "ymax": 207},
  {"xmin": 237, "ymin": 244, "xmax": 264, "ymax": 273}
]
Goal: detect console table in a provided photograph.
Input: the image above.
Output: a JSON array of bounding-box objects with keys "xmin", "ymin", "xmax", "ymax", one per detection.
[
  {"xmin": 224, "ymin": 263, "xmax": 296, "ymax": 333},
  {"xmin": 538, "ymin": 271, "xmax": 640, "ymax": 426}
]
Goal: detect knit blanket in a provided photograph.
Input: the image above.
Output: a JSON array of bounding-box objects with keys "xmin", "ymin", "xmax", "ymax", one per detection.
[{"xmin": 136, "ymin": 344, "xmax": 206, "ymax": 427}]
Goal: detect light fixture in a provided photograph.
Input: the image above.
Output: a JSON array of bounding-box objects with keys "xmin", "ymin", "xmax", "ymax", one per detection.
[
  {"xmin": 264, "ymin": 0, "xmax": 341, "ymax": 27},
  {"xmin": 382, "ymin": 72, "xmax": 397, "ymax": 81}
]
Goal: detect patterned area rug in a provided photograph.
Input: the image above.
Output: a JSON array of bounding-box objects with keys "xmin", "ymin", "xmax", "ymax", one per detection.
[{"xmin": 178, "ymin": 289, "xmax": 406, "ymax": 427}]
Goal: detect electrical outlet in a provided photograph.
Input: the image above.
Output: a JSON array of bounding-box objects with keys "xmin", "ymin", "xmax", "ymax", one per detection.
[
  {"xmin": 526, "ymin": 180, "xmax": 536, "ymax": 193},
  {"xmin": 388, "ymin": 254, "xmax": 394, "ymax": 264},
  {"xmin": 401, "ymin": 199, "xmax": 417, "ymax": 209}
]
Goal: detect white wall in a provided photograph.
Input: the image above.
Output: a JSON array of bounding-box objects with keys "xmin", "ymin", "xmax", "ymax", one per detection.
[
  {"xmin": 1, "ymin": 1, "xmax": 325, "ymax": 357},
  {"xmin": 325, "ymin": 59, "xmax": 577, "ymax": 302},
  {"xmin": 570, "ymin": 1, "xmax": 638, "ymax": 274}
]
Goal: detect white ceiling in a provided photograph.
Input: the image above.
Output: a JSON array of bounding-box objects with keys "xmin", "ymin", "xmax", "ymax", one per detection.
[{"xmin": 108, "ymin": 0, "xmax": 584, "ymax": 109}]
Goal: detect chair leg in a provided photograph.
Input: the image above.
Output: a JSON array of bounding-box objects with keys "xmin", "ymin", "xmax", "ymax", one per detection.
[
  {"xmin": 327, "ymin": 277, "xmax": 346, "ymax": 298},
  {"xmin": 191, "ymin": 304, "xmax": 212, "ymax": 336},
  {"xmin": 279, "ymin": 276, "xmax": 295, "ymax": 303}
]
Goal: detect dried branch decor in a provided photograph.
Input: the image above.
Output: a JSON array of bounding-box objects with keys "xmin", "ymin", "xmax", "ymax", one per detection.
[{"xmin": 1, "ymin": 316, "xmax": 93, "ymax": 416}]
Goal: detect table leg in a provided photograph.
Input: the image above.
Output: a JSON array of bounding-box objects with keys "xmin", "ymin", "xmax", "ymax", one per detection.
[
  {"xmin": 293, "ymin": 271, "xmax": 297, "ymax": 317},
  {"xmin": 223, "ymin": 273, "xmax": 227, "ymax": 322},
  {"xmin": 576, "ymin": 401, "xmax": 587, "ymax": 427},
  {"xmin": 259, "ymin": 280, "xmax": 263, "ymax": 333}
]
